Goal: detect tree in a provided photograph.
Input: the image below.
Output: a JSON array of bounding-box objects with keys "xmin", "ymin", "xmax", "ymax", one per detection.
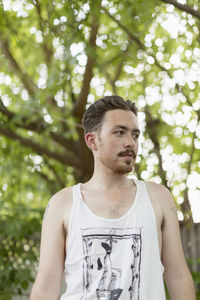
[{"xmin": 0, "ymin": 0, "xmax": 199, "ymax": 297}]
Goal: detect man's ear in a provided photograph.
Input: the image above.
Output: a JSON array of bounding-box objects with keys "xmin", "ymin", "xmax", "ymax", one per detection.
[{"xmin": 85, "ymin": 132, "xmax": 98, "ymax": 151}]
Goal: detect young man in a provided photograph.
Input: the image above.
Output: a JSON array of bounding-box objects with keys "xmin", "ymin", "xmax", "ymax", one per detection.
[{"xmin": 31, "ymin": 95, "xmax": 196, "ymax": 300}]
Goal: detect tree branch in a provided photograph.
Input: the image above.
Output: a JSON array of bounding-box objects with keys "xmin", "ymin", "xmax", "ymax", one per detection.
[
  {"xmin": 35, "ymin": 169, "xmax": 56, "ymax": 187},
  {"xmin": 0, "ymin": 39, "xmax": 38, "ymax": 96},
  {"xmin": 100, "ymin": 46, "xmax": 129, "ymax": 94},
  {"xmin": 102, "ymin": 69, "xmax": 117, "ymax": 94},
  {"xmin": 0, "ymin": 125, "xmax": 80, "ymax": 167},
  {"xmin": 72, "ymin": 1, "xmax": 101, "ymax": 119},
  {"xmin": 110, "ymin": 43, "xmax": 131, "ymax": 91},
  {"xmin": 0, "ymin": 98, "xmax": 15, "ymax": 119},
  {"xmin": 42, "ymin": 157, "xmax": 66, "ymax": 188},
  {"xmin": 102, "ymin": 8, "xmax": 145, "ymax": 50},
  {"xmin": 70, "ymin": 1, "xmax": 101, "ymax": 180},
  {"xmin": 0, "ymin": 97, "xmax": 46, "ymax": 132},
  {"xmin": 32, "ymin": 0, "xmax": 53, "ymax": 65},
  {"xmin": 152, "ymin": 55, "xmax": 194, "ymax": 107},
  {"xmin": 160, "ymin": 0, "xmax": 200, "ymax": 20},
  {"xmin": 50, "ymin": 131, "xmax": 80, "ymax": 154},
  {"xmin": 180, "ymin": 131, "xmax": 196, "ymax": 223},
  {"xmin": 0, "ymin": 98, "xmax": 79, "ymax": 154},
  {"xmin": 144, "ymin": 106, "xmax": 168, "ymax": 188}
]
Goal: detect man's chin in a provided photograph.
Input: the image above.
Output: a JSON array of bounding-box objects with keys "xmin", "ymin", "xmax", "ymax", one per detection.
[{"xmin": 112, "ymin": 164, "xmax": 133, "ymax": 175}]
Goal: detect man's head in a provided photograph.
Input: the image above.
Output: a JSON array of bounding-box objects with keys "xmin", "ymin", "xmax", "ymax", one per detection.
[
  {"xmin": 82, "ymin": 95, "xmax": 138, "ymax": 136},
  {"xmin": 82, "ymin": 95, "xmax": 139, "ymax": 175}
]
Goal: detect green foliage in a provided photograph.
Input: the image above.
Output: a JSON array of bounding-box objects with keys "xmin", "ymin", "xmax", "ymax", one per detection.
[
  {"xmin": 188, "ymin": 257, "xmax": 200, "ymax": 297},
  {"xmin": 192, "ymin": 271, "xmax": 200, "ymax": 300},
  {"xmin": 0, "ymin": 138, "xmax": 52, "ymax": 297},
  {"xmin": 0, "ymin": 206, "xmax": 41, "ymax": 298}
]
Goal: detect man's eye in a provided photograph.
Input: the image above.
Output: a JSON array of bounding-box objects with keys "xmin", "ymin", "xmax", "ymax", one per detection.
[
  {"xmin": 115, "ymin": 131, "xmax": 124, "ymax": 135},
  {"xmin": 132, "ymin": 134, "xmax": 139, "ymax": 139}
]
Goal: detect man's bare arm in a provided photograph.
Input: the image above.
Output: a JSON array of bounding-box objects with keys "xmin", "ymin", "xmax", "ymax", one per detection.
[
  {"xmin": 30, "ymin": 188, "xmax": 72, "ymax": 300},
  {"xmin": 159, "ymin": 184, "xmax": 196, "ymax": 300}
]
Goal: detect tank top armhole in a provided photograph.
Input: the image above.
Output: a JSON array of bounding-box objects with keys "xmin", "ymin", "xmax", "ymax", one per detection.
[
  {"xmin": 142, "ymin": 181, "xmax": 164, "ymax": 271},
  {"xmin": 65, "ymin": 184, "xmax": 78, "ymax": 261},
  {"xmin": 141, "ymin": 181, "xmax": 159, "ymax": 228},
  {"xmin": 142, "ymin": 181, "xmax": 162, "ymax": 227},
  {"xmin": 141, "ymin": 181, "xmax": 154, "ymax": 209}
]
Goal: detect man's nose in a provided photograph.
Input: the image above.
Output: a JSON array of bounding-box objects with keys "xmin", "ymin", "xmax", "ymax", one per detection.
[{"xmin": 124, "ymin": 133, "xmax": 135, "ymax": 148}]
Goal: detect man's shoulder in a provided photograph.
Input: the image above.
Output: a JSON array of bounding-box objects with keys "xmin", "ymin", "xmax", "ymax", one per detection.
[
  {"xmin": 42, "ymin": 186, "xmax": 75, "ymax": 228},
  {"xmin": 144, "ymin": 180, "xmax": 170, "ymax": 196},
  {"xmin": 144, "ymin": 180, "xmax": 176, "ymax": 213},
  {"xmin": 46, "ymin": 186, "xmax": 74, "ymax": 214},
  {"xmin": 51, "ymin": 186, "xmax": 73, "ymax": 202}
]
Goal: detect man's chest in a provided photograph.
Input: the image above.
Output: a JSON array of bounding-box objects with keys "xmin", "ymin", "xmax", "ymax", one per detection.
[{"xmin": 81, "ymin": 187, "xmax": 137, "ymax": 219}]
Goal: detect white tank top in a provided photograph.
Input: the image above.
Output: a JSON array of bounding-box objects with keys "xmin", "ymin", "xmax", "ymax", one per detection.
[{"xmin": 60, "ymin": 178, "xmax": 166, "ymax": 300}]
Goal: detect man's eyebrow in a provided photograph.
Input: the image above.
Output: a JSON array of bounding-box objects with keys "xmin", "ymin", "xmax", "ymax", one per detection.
[{"xmin": 112, "ymin": 125, "xmax": 140, "ymax": 133}]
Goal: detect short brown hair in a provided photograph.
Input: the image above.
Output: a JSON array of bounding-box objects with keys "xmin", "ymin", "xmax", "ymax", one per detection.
[{"xmin": 82, "ymin": 95, "xmax": 138, "ymax": 135}]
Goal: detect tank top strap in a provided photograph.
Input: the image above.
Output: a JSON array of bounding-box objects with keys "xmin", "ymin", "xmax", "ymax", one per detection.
[
  {"xmin": 134, "ymin": 179, "xmax": 152, "ymax": 206},
  {"xmin": 72, "ymin": 182, "xmax": 80, "ymax": 198},
  {"xmin": 72, "ymin": 183, "xmax": 82, "ymax": 208}
]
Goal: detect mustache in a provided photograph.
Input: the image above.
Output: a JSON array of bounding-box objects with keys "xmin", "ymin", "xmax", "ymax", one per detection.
[{"xmin": 118, "ymin": 150, "xmax": 136, "ymax": 159}]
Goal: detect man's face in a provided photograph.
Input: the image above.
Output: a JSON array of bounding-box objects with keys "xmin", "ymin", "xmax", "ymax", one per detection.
[{"xmin": 95, "ymin": 109, "xmax": 140, "ymax": 175}]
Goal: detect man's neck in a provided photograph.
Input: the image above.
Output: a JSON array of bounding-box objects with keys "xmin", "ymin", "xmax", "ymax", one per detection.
[{"xmin": 83, "ymin": 172, "xmax": 134, "ymax": 191}]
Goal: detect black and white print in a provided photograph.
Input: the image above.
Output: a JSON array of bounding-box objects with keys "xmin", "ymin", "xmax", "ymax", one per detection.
[{"xmin": 81, "ymin": 227, "xmax": 142, "ymax": 300}]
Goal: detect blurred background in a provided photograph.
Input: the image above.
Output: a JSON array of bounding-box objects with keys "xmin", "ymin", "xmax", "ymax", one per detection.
[{"xmin": 0, "ymin": 0, "xmax": 199, "ymax": 298}]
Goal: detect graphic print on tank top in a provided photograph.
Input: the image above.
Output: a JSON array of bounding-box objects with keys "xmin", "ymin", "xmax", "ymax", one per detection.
[{"xmin": 81, "ymin": 227, "xmax": 142, "ymax": 300}]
